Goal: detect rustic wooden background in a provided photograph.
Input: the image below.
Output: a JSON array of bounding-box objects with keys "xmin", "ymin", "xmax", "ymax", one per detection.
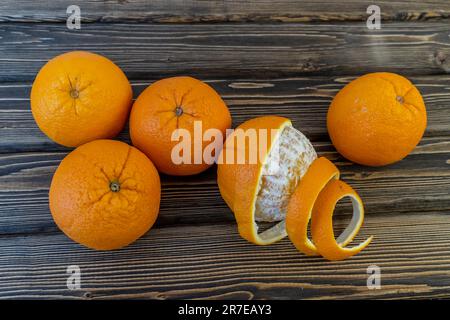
[{"xmin": 0, "ymin": 0, "xmax": 449, "ymax": 299}]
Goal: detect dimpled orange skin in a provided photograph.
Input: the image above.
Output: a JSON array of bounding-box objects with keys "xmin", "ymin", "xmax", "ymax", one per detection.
[
  {"xmin": 327, "ymin": 72, "xmax": 427, "ymax": 166},
  {"xmin": 31, "ymin": 51, "xmax": 132, "ymax": 147},
  {"xmin": 49, "ymin": 140, "xmax": 161, "ymax": 250},
  {"xmin": 130, "ymin": 76, "xmax": 232, "ymax": 176}
]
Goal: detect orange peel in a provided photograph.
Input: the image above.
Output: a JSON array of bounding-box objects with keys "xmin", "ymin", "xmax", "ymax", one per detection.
[
  {"xmin": 286, "ymin": 157, "xmax": 340, "ymax": 256},
  {"xmin": 311, "ymin": 179, "xmax": 373, "ymax": 261}
]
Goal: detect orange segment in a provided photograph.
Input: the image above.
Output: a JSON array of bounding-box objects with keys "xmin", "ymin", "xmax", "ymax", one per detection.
[
  {"xmin": 311, "ymin": 179, "xmax": 373, "ymax": 261},
  {"xmin": 286, "ymin": 157, "xmax": 340, "ymax": 256}
]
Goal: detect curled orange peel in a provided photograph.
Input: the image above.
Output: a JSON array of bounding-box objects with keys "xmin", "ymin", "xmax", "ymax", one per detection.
[
  {"xmin": 311, "ymin": 179, "xmax": 373, "ymax": 261},
  {"xmin": 286, "ymin": 157, "xmax": 340, "ymax": 256},
  {"xmin": 286, "ymin": 157, "xmax": 372, "ymax": 260}
]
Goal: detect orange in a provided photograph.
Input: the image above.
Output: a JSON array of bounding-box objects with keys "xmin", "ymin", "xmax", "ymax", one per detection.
[
  {"xmin": 311, "ymin": 180, "xmax": 373, "ymax": 261},
  {"xmin": 130, "ymin": 76, "xmax": 232, "ymax": 176},
  {"xmin": 217, "ymin": 116, "xmax": 317, "ymax": 245},
  {"xmin": 31, "ymin": 51, "xmax": 132, "ymax": 147},
  {"xmin": 49, "ymin": 139, "xmax": 160, "ymax": 250},
  {"xmin": 327, "ymin": 72, "xmax": 427, "ymax": 166}
]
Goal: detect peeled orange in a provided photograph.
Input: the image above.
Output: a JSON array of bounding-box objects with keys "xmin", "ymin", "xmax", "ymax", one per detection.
[
  {"xmin": 217, "ymin": 116, "xmax": 372, "ymax": 260},
  {"xmin": 217, "ymin": 116, "xmax": 317, "ymax": 245}
]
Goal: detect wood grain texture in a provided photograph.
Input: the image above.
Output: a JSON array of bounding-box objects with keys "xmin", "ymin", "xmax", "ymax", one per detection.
[
  {"xmin": 1, "ymin": 76, "xmax": 449, "ymax": 153},
  {"xmin": 1, "ymin": 0, "xmax": 449, "ymax": 23},
  {"xmin": 0, "ymin": 213, "xmax": 450, "ymax": 299},
  {"xmin": 0, "ymin": 136, "xmax": 448, "ymax": 235},
  {"xmin": 1, "ymin": 4, "xmax": 450, "ymax": 300},
  {"xmin": 1, "ymin": 22, "xmax": 450, "ymax": 81}
]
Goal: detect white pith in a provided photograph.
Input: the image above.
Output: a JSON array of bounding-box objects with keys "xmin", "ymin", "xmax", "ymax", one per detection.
[
  {"xmin": 255, "ymin": 125, "xmax": 317, "ymax": 222},
  {"xmin": 336, "ymin": 196, "xmax": 363, "ymax": 246}
]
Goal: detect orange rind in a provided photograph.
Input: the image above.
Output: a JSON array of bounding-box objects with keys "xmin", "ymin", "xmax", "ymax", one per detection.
[
  {"xmin": 311, "ymin": 179, "xmax": 373, "ymax": 261},
  {"xmin": 286, "ymin": 157, "xmax": 340, "ymax": 256}
]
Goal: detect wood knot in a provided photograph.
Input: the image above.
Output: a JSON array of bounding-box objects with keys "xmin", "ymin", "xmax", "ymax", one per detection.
[
  {"xmin": 395, "ymin": 11, "xmax": 409, "ymax": 21},
  {"xmin": 155, "ymin": 293, "xmax": 167, "ymax": 300},
  {"xmin": 300, "ymin": 60, "xmax": 319, "ymax": 72},
  {"xmin": 434, "ymin": 51, "xmax": 450, "ymax": 72}
]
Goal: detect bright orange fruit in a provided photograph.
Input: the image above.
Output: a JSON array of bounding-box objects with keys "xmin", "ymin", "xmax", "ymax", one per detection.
[
  {"xmin": 49, "ymin": 139, "xmax": 160, "ymax": 250},
  {"xmin": 31, "ymin": 51, "xmax": 132, "ymax": 147},
  {"xmin": 327, "ymin": 72, "xmax": 427, "ymax": 166},
  {"xmin": 130, "ymin": 76, "xmax": 232, "ymax": 176}
]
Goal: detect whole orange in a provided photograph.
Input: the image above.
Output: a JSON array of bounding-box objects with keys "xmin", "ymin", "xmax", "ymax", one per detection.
[
  {"xmin": 327, "ymin": 72, "xmax": 427, "ymax": 166},
  {"xmin": 130, "ymin": 76, "xmax": 232, "ymax": 175},
  {"xmin": 31, "ymin": 51, "xmax": 132, "ymax": 147},
  {"xmin": 49, "ymin": 139, "xmax": 160, "ymax": 250}
]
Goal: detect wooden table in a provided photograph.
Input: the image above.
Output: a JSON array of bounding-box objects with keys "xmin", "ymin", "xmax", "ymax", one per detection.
[{"xmin": 0, "ymin": 1, "xmax": 449, "ymax": 300}]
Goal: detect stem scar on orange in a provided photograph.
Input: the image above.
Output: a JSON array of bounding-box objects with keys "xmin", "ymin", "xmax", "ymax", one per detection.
[
  {"xmin": 31, "ymin": 51, "xmax": 133, "ymax": 147},
  {"xmin": 327, "ymin": 72, "xmax": 427, "ymax": 166},
  {"xmin": 130, "ymin": 76, "xmax": 232, "ymax": 176},
  {"xmin": 49, "ymin": 140, "xmax": 161, "ymax": 250}
]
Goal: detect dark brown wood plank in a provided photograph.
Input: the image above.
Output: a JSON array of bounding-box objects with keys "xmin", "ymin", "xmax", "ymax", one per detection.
[
  {"xmin": 1, "ymin": 0, "xmax": 449, "ymax": 23},
  {"xmin": 0, "ymin": 22, "xmax": 449, "ymax": 81},
  {"xmin": 0, "ymin": 136, "xmax": 448, "ymax": 235},
  {"xmin": 1, "ymin": 76, "xmax": 449, "ymax": 153},
  {"xmin": 0, "ymin": 212, "xmax": 450, "ymax": 299}
]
